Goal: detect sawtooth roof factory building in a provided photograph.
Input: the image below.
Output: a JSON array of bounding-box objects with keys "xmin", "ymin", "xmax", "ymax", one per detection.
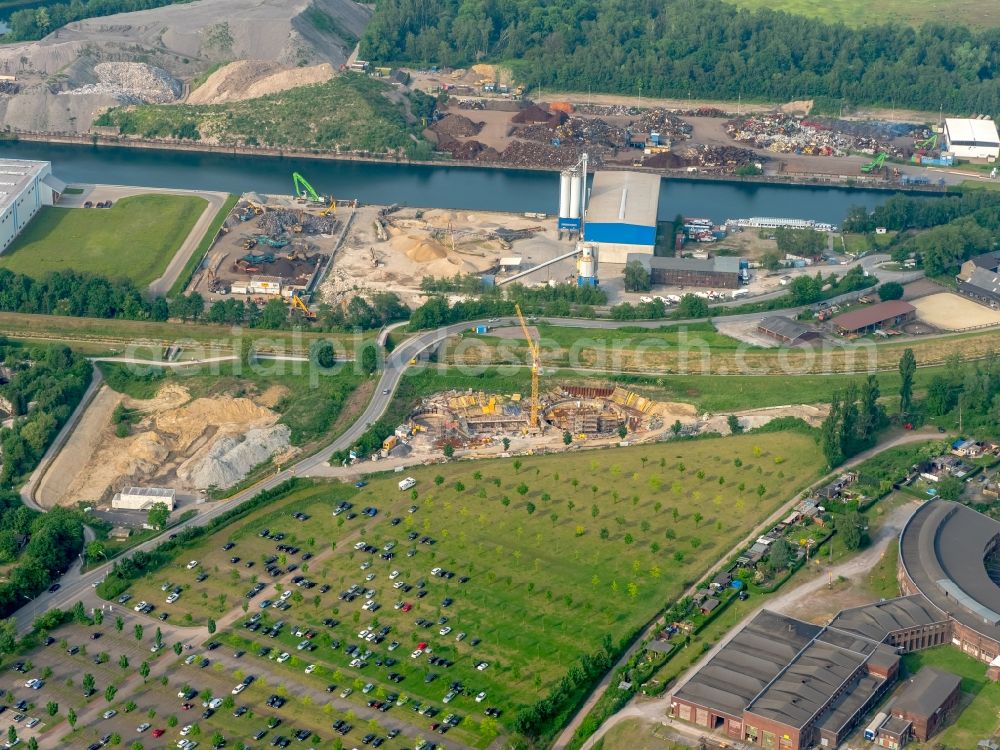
[
  {"xmin": 582, "ymin": 171, "xmax": 660, "ymax": 264},
  {"xmin": 671, "ymin": 499, "xmax": 1000, "ymax": 749}
]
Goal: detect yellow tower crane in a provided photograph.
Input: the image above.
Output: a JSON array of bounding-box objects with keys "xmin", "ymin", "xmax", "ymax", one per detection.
[{"xmin": 514, "ymin": 303, "xmax": 540, "ymax": 430}]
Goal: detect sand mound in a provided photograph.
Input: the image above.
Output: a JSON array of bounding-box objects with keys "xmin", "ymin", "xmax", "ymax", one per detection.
[
  {"xmin": 187, "ymin": 60, "xmax": 334, "ymax": 105},
  {"xmin": 51, "ymin": 384, "xmax": 288, "ymax": 502},
  {"xmin": 407, "ymin": 240, "xmax": 449, "ymax": 262}
]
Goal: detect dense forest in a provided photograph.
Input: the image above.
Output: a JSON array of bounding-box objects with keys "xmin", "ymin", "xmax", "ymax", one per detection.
[
  {"xmin": 0, "ymin": 343, "xmax": 89, "ymax": 618},
  {"xmin": 361, "ymin": 0, "xmax": 1000, "ymax": 112},
  {"xmin": 5, "ymin": 0, "xmax": 189, "ymax": 41},
  {"xmin": 844, "ymin": 191, "xmax": 1000, "ymax": 276}
]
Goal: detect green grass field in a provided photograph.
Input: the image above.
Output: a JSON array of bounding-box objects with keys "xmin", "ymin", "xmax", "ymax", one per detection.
[
  {"xmin": 0, "ymin": 195, "xmax": 207, "ymax": 286},
  {"xmin": 901, "ymin": 646, "xmax": 1000, "ymax": 747},
  {"xmin": 116, "ymin": 431, "xmax": 822, "ymax": 742},
  {"xmin": 725, "ymin": 0, "xmax": 1000, "ymax": 28}
]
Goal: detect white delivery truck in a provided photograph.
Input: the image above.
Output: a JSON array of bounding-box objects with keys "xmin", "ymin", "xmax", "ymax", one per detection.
[{"xmin": 398, "ymin": 477, "xmax": 416, "ymax": 491}]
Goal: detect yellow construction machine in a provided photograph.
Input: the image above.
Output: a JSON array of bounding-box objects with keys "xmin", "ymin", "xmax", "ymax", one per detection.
[{"xmin": 514, "ymin": 303, "xmax": 541, "ymax": 430}]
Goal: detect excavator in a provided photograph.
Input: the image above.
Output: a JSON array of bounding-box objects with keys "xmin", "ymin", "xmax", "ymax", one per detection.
[
  {"xmin": 321, "ymin": 197, "xmax": 337, "ymax": 217},
  {"xmin": 290, "ymin": 295, "xmax": 317, "ymax": 320}
]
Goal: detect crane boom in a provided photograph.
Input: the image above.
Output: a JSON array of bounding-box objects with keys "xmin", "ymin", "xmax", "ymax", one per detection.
[
  {"xmin": 514, "ymin": 304, "xmax": 540, "ymax": 430},
  {"xmin": 292, "ymin": 172, "xmax": 323, "ymax": 203}
]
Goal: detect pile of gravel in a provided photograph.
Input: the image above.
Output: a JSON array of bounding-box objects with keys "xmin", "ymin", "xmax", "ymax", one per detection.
[
  {"xmin": 181, "ymin": 424, "xmax": 291, "ymax": 490},
  {"xmin": 67, "ymin": 62, "xmax": 181, "ymax": 104}
]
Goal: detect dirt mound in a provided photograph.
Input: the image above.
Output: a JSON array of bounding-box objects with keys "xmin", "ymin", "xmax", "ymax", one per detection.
[
  {"xmin": 642, "ymin": 151, "xmax": 688, "ymax": 168},
  {"xmin": 50, "ymin": 384, "xmax": 289, "ymax": 503},
  {"xmin": 179, "ymin": 424, "xmax": 291, "ymax": 489},
  {"xmin": 432, "ymin": 113, "xmax": 484, "ymax": 138},
  {"xmin": 187, "ymin": 60, "xmax": 334, "ymax": 105},
  {"xmin": 437, "ymin": 139, "xmax": 500, "ymax": 161},
  {"xmin": 66, "ymin": 61, "xmax": 181, "ymax": 104}
]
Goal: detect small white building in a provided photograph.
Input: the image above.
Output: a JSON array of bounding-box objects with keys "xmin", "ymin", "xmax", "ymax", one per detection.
[
  {"xmin": 0, "ymin": 159, "xmax": 65, "ymax": 253},
  {"xmin": 112, "ymin": 486, "xmax": 176, "ymax": 511},
  {"xmin": 944, "ymin": 117, "xmax": 1000, "ymax": 161}
]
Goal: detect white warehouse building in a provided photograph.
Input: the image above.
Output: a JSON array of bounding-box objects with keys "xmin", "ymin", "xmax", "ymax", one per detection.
[
  {"xmin": 582, "ymin": 171, "xmax": 661, "ymax": 264},
  {"xmin": 0, "ymin": 159, "xmax": 65, "ymax": 252},
  {"xmin": 112, "ymin": 486, "xmax": 176, "ymax": 512},
  {"xmin": 944, "ymin": 118, "xmax": 1000, "ymax": 161}
]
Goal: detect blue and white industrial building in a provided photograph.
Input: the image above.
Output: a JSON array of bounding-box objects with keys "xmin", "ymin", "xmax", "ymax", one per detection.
[
  {"xmin": 582, "ymin": 171, "xmax": 660, "ymax": 264},
  {"xmin": 0, "ymin": 159, "xmax": 65, "ymax": 252}
]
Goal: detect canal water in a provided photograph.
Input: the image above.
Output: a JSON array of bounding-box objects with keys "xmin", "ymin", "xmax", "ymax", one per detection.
[{"xmin": 0, "ymin": 140, "xmax": 904, "ymax": 223}]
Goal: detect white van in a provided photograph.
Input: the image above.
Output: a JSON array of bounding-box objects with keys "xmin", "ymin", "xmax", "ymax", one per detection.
[
  {"xmin": 398, "ymin": 477, "xmax": 416, "ymax": 491},
  {"xmin": 731, "ymin": 289, "xmax": 750, "ymax": 299}
]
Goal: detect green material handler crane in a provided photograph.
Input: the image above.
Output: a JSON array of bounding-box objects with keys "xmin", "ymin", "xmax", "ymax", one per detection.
[
  {"xmin": 860, "ymin": 152, "xmax": 887, "ymax": 173},
  {"xmin": 292, "ymin": 172, "xmax": 324, "ymax": 203}
]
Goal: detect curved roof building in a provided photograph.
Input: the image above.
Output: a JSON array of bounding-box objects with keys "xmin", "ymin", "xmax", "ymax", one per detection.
[{"xmin": 899, "ymin": 499, "xmax": 1000, "ymax": 662}]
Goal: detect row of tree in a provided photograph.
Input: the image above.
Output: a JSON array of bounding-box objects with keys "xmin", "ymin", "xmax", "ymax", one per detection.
[
  {"xmin": 360, "ymin": 0, "xmax": 1000, "ymax": 112},
  {"xmin": 820, "ymin": 375, "xmax": 886, "ymax": 467},
  {"xmin": 0, "ymin": 268, "xmax": 406, "ymax": 332},
  {"xmin": 408, "ymin": 282, "xmax": 606, "ymax": 329}
]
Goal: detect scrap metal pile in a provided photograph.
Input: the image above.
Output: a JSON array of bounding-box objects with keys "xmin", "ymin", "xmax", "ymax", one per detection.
[
  {"xmin": 726, "ymin": 115, "xmax": 919, "ymax": 157},
  {"xmin": 257, "ymin": 209, "xmax": 338, "ymax": 236},
  {"xmin": 518, "ymin": 116, "xmax": 627, "ymax": 149},
  {"xmin": 645, "ymin": 143, "xmax": 760, "ymax": 171}
]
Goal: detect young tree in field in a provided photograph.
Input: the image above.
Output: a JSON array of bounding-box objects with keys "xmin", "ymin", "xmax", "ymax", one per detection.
[
  {"xmin": 94, "ymin": 609, "xmax": 104, "ymax": 626},
  {"xmin": 562, "ymin": 431, "xmax": 572, "ymax": 445},
  {"xmin": 502, "ymin": 437, "xmax": 510, "ymax": 451},
  {"xmin": 134, "ymin": 624, "xmax": 143, "ymax": 642},
  {"xmin": 671, "ymin": 420, "xmax": 682, "ymax": 435},
  {"xmin": 173, "ymin": 643, "xmax": 183, "ymax": 656},
  {"xmin": 115, "ymin": 616, "xmax": 124, "ymax": 633},
  {"xmin": 899, "ymin": 348, "xmax": 916, "ymax": 416},
  {"xmin": 442, "ymin": 444, "xmax": 454, "ymax": 459},
  {"xmin": 207, "ymin": 619, "xmax": 216, "ymax": 635},
  {"xmin": 7, "ymin": 727, "xmax": 16, "ymax": 745},
  {"xmin": 617, "ymin": 424, "xmax": 627, "ymax": 439},
  {"xmin": 693, "ymin": 512, "xmax": 703, "ymax": 526},
  {"xmin": 513, "ymin": 459, "xmax": 522, "ymax": 474},
  {"xmin": 82, "ymin": 673, "xmax": 95, "ymax": 695},
  {"xmin": 27, "ymin": 738, "xmax": 37, "ymax": 750},
  {"xmin": 105, "ymin": 685, "xmax": 117, "ymax": 703},
  {"xmin": 86, "ymin": 540, "xmax": 107, "ymax": 561},
  {"xmin": 45, "ymin": 701, "xmax": 58, "ymax": 716},
  {"xmin": 139, "ymin": 662, "xmax": 150, "ymax": 682},
  {"xmin": 119, "ymin": 655, "xmax": 129, "ymax": 670},
  {"xmin": 67, "ymin": 708, "xmax": 77, "ymax": 728}
]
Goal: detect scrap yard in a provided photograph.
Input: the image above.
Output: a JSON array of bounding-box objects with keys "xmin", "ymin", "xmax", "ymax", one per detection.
[{"xmin": 188, "ymin": 172, "xmax": 354, "ymax": 305}]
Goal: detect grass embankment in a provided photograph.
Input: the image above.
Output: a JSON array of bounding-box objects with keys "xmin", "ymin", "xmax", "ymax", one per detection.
[
  {"xmin": 95, "ymin": 76, "xmax": 420, "ymax": 153},
  {"xmin": 725, "ymin": 0, "xmax": 998, "ymax": 28},
  {"xmin": 168, "ymin": 193, "xmax": 239, "ymax": 297},
  {"xmin": 0, "ymin": 311, "xmax": 362, "ymax": 357},
  {"xmin": 902, "ymin": 647, "xmax": 1000, "ymax": 748},
  {"xmin": 120, "ymin": 432, "xmax": 821, "ymax": 743},
  {"xmin": 0, "ymin": 195, "xmax": 207, "ymax": 286},
  {"xmin": 450, "ymin": 324, "xmax": 1000, "ymax": 375}
]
